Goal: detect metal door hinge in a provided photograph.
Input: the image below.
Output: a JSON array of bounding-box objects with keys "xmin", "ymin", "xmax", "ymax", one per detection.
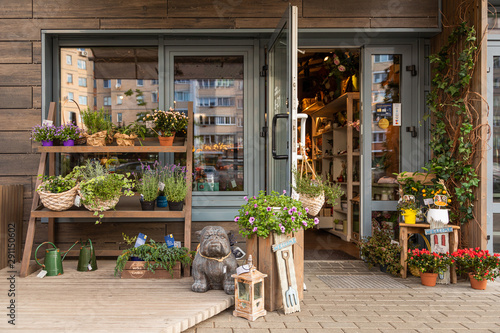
[
  {"xmin": 260, "ymin": 65, "xmax": 268, "ymax": 77},
  {"xmin": 406, "ymin": 65, "xmax": 417, "ymax": 76},
  {"xmin": 261, "ymin": 126, "xmax": 268, "ymax": 137}
]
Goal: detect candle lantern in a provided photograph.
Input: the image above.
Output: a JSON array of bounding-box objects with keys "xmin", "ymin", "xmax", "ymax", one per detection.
[{"xmin": 232, "ymin": 255, "xmax": 267, "ymax": 321}]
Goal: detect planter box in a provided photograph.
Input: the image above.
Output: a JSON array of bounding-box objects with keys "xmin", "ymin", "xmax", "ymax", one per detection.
[
  {"xmin": 246, "ymin": 230, "xmax": 304, "ymax": 312},
  {"xmin": 121, "ymin": 261, "xmax": 181, "ymax": 279}
]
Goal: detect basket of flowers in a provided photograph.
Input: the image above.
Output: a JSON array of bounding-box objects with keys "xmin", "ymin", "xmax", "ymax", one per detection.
[{"xmin": 36, "ymin": 173, "xmax": 79, "ymax": 211}]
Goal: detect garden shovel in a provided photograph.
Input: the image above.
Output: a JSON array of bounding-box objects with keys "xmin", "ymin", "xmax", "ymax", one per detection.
[{"xmin": 281, "ymin": 249, "xmax": 298, "ymax": 308}]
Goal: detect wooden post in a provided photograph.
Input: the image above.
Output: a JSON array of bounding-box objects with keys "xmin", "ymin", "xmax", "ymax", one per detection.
[{"xmin": 183, "ymin": 101, "xmax": 193, "ymax": 277}]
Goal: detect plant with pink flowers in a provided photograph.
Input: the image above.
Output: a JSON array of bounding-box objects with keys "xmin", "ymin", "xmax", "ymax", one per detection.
[{"xmin": 235, "ymin": 190, "xmax": 317, "ymax": 239}]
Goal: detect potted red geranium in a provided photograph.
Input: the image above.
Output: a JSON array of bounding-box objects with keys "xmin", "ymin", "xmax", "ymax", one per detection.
[
  {"xmin": 406, "ymin": 248, "xmax": 452, "ymax": 287},
  {"xmin": 451, "ymin": 248, "xmax": 500, "ymax": 290}
]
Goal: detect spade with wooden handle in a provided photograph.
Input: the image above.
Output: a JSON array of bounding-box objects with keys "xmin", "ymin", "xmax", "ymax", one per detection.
[{"xmin": 281, "ymin": 249, "xmax": 298, "ymax": 308}]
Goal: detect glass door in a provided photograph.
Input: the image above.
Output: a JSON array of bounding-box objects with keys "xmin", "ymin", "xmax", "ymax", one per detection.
[
  {"xmin": 267, "ymin": 5, "xmax": 298, "ymax": 195},
  {"xmin": 361, "ymin": 46, "xmax": 416, "ymax": 237},
  {"xmin": 487, "ymin": 45, "xmax": 500, "ymax": 253}
]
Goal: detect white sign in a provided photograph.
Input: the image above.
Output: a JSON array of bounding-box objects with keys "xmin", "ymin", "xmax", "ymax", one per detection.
[
  {"xmin": 393, "ymin": 103, "xmax": 401, "ymax": 126},
  {"xmin": 42, "ymin": 120, "xmax": 53, "ymax": 126}
]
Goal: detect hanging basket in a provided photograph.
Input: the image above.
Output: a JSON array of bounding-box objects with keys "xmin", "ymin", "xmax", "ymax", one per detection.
[
  {"xmin": 114, "ymin": 133, "xmax": 137, "ymax": 146},
  {"xmin": 298, "ymin": 192, "xmax": 325, "ymax": 217},
  {"xmin": 84, "ymin": 131, "xmax": 107, "ymax": 146},
  {"xmin": 37, "ymin": 183, "xmax": 78, "ymax": 211}
]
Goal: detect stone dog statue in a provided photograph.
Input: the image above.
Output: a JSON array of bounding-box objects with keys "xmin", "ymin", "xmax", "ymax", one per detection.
[{"xmin": 192, "ymin": 226, "xmax": 237, "ymax": 295}]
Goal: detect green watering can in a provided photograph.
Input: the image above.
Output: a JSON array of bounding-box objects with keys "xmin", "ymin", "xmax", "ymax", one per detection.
[
  {"xmin": 35, "ymin": 241, "xmax": 78, "ymax": 276},
  {"xmin": 77, "ymin": 239, "xmax": 97, "ymax": 272}
]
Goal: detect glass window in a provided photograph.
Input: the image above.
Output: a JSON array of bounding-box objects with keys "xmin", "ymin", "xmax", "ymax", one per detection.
[
  {"xmin": 67, "ymin": 73, "xmax": 73, "ymax": 83},
  {"xmin": 137, "ymin": 95, "xmax": 144, "ymax": 105},
  {"xmin": 59, "ymin": 47, "xmax": 159, "ymax": 177},
  {"xmin": 66, "ymin": 55, "xmax": 72, "ymax": 65},
  {"xmin": 371, "ymin": 54, "xmax": 401, "ymax": 201},
  {"xmin": 77, "ymin": 59, "xmax": 86, "ymax": 69},
  {"xmin": 152, "ymin": 92, "xmax": 158, "ymax": 103},
  {"xmin": 68, "ymin": 92, "xmax": 74, "ymax": 100},
  {"xmin": 151, "ymin": 79, "xmax": 159, "ymax": 85},
  {"xmin": 79, "ymin": 95, "xmax": 87, "ymax": 105},
  {"xmin": 78, "ymin": 77, "xmax": 87, "ymax": 87},
  {"xmin": 174, "ymin": 55, "xmax": 244, "ymax": 192}
]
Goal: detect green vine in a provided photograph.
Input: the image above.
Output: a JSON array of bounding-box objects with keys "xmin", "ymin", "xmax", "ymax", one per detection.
[{"xmin": 426, "ymin": 21, "xmax": 486, "ymax": 242}]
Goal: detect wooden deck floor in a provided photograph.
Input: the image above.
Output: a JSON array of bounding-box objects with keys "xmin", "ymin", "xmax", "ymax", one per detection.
[{"xmin": 0, "ymin": 260, "xmax": 234, "ymax": 333}]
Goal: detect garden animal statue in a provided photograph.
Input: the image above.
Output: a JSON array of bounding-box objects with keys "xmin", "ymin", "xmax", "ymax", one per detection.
[{"xmin": 192, "ymin": 226, "xmax": 238, "ymax": 295}]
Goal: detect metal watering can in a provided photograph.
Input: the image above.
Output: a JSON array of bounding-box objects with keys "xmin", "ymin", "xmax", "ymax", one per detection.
[
  {"xmin": 35, "ymin": 241, "xmax": 78, "ymax": 276},
  {"xmin": 77, "ymin": 239, "xmax": 97, "ymax": 272}
]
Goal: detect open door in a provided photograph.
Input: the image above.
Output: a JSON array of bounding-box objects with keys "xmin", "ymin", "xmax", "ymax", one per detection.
[{"xmin": 267, "ymin": 5, "xmax": 298, "ymax": 195}]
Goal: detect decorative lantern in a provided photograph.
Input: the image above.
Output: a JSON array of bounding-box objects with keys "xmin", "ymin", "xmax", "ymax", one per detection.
[{"xmin": 232, "ymin": 255, "xmax": 267, "ymax": 321}]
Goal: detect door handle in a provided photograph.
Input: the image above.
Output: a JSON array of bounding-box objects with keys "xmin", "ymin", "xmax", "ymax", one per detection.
[{"xmin": 272, "ymin": 113, "xmax": 289, "ymax": 160}]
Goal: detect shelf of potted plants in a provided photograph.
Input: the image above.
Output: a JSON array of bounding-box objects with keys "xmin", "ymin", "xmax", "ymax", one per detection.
[{"xmin": 20, "ymin": 102, "xmax": 194, "ymax": 278}]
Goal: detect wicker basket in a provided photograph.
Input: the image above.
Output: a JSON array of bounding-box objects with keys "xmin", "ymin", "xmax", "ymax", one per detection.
[
  {"xmin": 78, "ymin": 190, "xmax": 120, "ymax": 213},
  {"xmin": 75, "ymin": 136, "xmax": 87, "ymax": 145},
  {"xmin": 409, "ymin": 265, "xmax": 421, "ymax": 277},
  {"xmin": 37, "ymin": 184, "xmax": 78, "ymax": 211},
  {"xmin": 298, "ymin": 192, "xmax": 325, "ymax": 217},
  {"xmin": 84, "ymin": 131, "xmax": 107, "ymax": 146},
  {"xmin": 114, "ymin": 133, "xmax": 137, "ymax": 146}
]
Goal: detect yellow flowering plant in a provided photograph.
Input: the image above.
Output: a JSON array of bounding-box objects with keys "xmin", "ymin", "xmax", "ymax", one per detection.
[{"xmin": 143, "ymin": 108, "xmax": 188, "ymax": 137}]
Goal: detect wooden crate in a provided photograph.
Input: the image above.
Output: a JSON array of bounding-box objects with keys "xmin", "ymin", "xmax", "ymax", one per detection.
[
  {"xmin": 246, "ymin": 230, "xmax": 304, "ymax": 312},
  {"xmin": 121, "ymin": 261, "xmax": 181, "ymax": 279}
]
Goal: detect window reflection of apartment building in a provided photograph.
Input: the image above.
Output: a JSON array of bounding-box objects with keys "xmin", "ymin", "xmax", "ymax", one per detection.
[
  {"xmin": 493, "ymin": 57, "xmax": 500, "ymax": 164},
  {"xmin": 60, "ymin": 47, "xmax": 159, "ymax": 128},
  {"xmin": 60, "ymin": 48, "xmax": 94, "ymax": 125}
]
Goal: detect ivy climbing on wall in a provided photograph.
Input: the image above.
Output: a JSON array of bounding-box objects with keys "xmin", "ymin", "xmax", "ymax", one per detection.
[{"xmin": 426, "ymin": 21, "xmax": 488, "ymax": 247}]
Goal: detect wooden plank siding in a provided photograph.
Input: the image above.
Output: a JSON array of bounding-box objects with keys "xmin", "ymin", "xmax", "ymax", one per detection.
[
  {"xmin": 0, "ymin": 0, "xmax": 440, "ymax": 256},
  {"xmin": 430, "ymin": 0, "xmax": 487, "ymax": 249}
]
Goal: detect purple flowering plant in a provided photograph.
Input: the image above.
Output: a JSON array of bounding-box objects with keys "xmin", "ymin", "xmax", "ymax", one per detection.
[
  {"xmin": 56, "ymin": 122, "xmax": 82, "ymax": 141},
  {"xmin": 31, "ymin": 123, "xmax": 57, "ymax": 142},
  {"xmin": 235, "ymin": 190, "xmax": 317, "ymax": 239}
]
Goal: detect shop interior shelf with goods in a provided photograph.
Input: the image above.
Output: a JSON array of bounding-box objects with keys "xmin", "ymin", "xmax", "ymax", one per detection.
[{"xmin": 307, "ymin": 92, "xmax": 360, "ymax": 242}]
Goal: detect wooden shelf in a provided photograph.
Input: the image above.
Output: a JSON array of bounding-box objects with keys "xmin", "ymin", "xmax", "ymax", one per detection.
[
  {"xmin": 313, "ymin": 130, "xmax": 333, "ymax": 138},
  {"xmin": 311, "ymin": 92, "xmax": 360, "ymax": 118},
  {"xmin": 333, "ymin": 209, "xmax": 347, "ymax": 214},
  {"xmin": 32, "ymin": 195, "xmax": 185, "ymax": 218},
  {"xmin": 325, "ymin": 228, "xmax": 348, "ymax": 241},
  {"xmin": 37, "ymin": 141, "xmax": 187, "ymax": 153}
]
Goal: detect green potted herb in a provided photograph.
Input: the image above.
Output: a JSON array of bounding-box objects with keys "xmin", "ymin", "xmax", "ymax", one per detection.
[
  {"xmin": 136, "ymin": 164, "xmax": 159, "ymax": 211},
  {"xmin": 161, "ymin": 164, "xmax": 189, "ymax": 211},
  {"xmin": 77, "ymin": 160, "xmax": 134, "ymax": 223},
  {"xmin": 56, "ymin": 122, "xmax": 81, "ymax": 146},
  {"xmin": 31, "ymin": 123, "xmax": 57, "ymax": 146},
  {"xmin": 114, "ymin": 122, "xmax": 147, "ymax": 146},
  {"xmin": 36, "ymin": 173, "xmax": 78, "ymax": 211},
  {"xmin": 291, "ymin": 168, "xmax": 343, "ymax": 216},
  {"xmin": 358, "ymin": 220, "xmax": 403, "ymax": 276},
  {"xmin": 81, "ymin": 107, "xmax": 114, "ymax": 146},
  {"xmin": 114, "ymin": 239, "xmax": 193, "ymax": 278}
]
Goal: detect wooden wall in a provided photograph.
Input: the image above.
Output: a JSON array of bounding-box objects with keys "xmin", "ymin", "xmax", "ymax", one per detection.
[
  {"xmin": 0, "ymin": 0, "xmax": 439, "ymax": 256},
  {"xmin": 430, "ymin": 0, "xmax": 488, "ymax": 249}
]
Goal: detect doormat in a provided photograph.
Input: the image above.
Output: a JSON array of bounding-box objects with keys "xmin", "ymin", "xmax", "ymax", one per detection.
[
  {"xmin": 317, "ymin": 275, "xmax": 409, "ymax": 289},
  {"xmin": 304, "ymin": 249, "xmax": 357, "ymax": 261}
]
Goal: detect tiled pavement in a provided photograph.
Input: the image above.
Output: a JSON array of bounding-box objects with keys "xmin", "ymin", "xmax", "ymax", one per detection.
[{"xmin": 185, "ymin": 260, "xmax": 500, "ymax": 333}]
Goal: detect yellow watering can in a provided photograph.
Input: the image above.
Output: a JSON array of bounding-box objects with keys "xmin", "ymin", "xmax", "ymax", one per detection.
[{"xmin": 401, "ymin": 209, "xmax": 418, "ymax": 224}]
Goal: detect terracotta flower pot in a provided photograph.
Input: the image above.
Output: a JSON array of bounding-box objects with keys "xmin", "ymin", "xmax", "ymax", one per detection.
[
  {"xmin": 158, "ymin": 135, "xmax": 175, "ymax": 146},
  {"xmin": 420, "ymin": 272, "xmax": 438, "ymax": 287},
  {"xmin": 469, "ymin": 273, "xmax": 488, "ymax": 290}
]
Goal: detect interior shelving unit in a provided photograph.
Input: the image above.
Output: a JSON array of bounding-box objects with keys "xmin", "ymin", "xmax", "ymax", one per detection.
[
  {"xmin": 307, "ymin": 92, "xmax": 360, "ymax": 242},
  {"xmin": 20, "ymin": 102, "xmax": 194, "ymax": 277}
]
